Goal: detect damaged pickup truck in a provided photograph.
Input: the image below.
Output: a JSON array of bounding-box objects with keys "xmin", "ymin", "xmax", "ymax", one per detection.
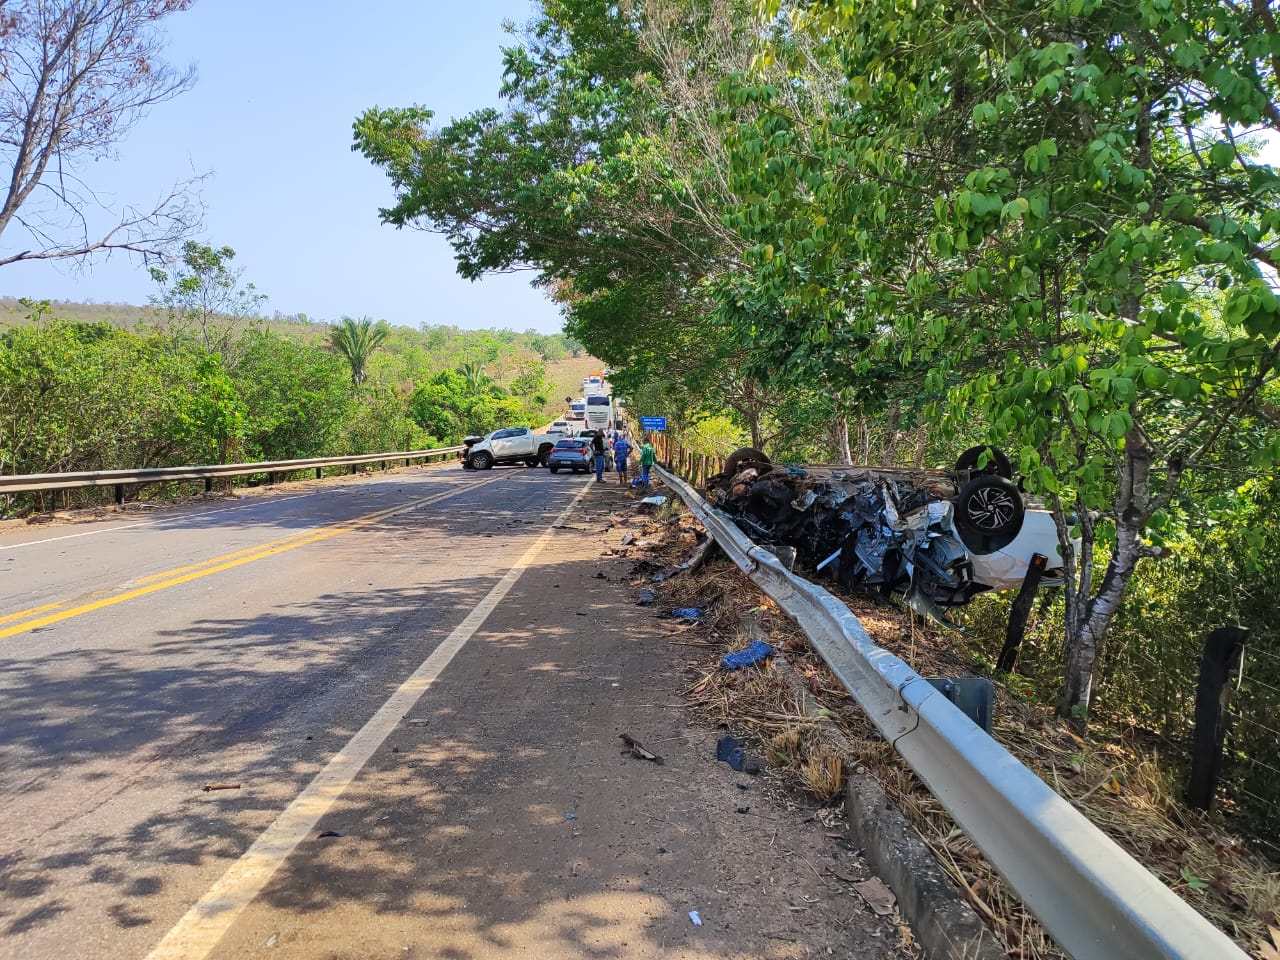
[{"xmin": 708, "ymin": 447, "xmax": 1072, "ymax": 623}]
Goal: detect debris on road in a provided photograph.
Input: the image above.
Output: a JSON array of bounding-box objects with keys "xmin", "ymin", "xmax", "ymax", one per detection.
[
  {"xmin": 202, "ymin": 782, "xmax": 241, "ymax": 792},
  {"xmin": 640, "ymin": 496, "xmax": 667, "ymax": 507},
  {"xmin": 317, "ymin": 829, "xmax": 344, "ymax": 838},
  {"xmin": 715, "ymin": 735, "xmax": 760, "ymax": 774},
  {"xmin": 721, "ymin": 639, "xmax": 775, "ymax": 671},
  {"xmin": 671, "ymin": 607, "xmax": 703, "ymax": 621},
  {"xmin": 689, "ymin": 910, "xmax": 703, "ymax": 926},
  {"xmin": 636, "ymin": 587, "xmax": 658, "ymax": 606},
  {"xmin": 852, "ymin": 877, "xmax": 897, "ymax": 916},
  {"xmin": 621, "ymin": 532, "xmax": 636, "ymax": 546},
  {"xmin": 619, "ymin": 732, "xmax": 665, "ymax": 764}
]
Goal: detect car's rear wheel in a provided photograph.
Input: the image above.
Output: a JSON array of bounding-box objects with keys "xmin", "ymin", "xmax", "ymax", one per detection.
[
  {"xmin": 471, "ymin": 451, "xmax": 494, "ymax": 470},
  {"xmin": 538, "ymin": 446, "xmax": 553, "ymax": 467},
  {"xmin": 955, "ymin": 475, "xmax": 1024, "ymax": 538},
  {"xmin": 550, "ymin": 465, "xmax": 560, "ymax": 474},
  {"xmin": 525, "ymin": 457, "xmax": 540, "ymax": 467}
]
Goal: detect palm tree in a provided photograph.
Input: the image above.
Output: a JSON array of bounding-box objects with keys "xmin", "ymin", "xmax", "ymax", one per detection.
[
  {"xmin": 457, "ymin": 360, "xmax": 491, "ymax": 395},
  {"xmin": 330, "ymin": 316, "xmax": 390, "ymax": 386}
]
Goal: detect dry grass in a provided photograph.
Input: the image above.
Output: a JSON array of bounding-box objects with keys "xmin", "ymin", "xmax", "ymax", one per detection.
[{"xmin": 622, "ymin": 490, "xmax": 1280, "ymax": 960}]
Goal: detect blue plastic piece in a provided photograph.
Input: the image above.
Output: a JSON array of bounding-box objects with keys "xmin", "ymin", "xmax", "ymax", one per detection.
[
  {"xmin": 670, "ymin": 607, "xmax": 703, "ymax": 621},
  {"xmin": 721, "ymin": 640, "xmax": 776, "ymax": 670}
]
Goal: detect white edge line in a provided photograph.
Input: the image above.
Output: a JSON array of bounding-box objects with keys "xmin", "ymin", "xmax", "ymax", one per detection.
[
  {"xmin": 142, "ymin": 478, "xmax": 594, "ymax": 960},
  {"xmin": 0, "ymin": 523, "xmax": 145, "ymax": 550}
]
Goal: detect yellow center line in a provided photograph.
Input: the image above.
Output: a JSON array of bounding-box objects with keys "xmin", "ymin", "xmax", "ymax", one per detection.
[
  {"xmin": 134, "ymin": 528, "xmax": 322, "ymax": 585},
  {"xmin": 0, "ymin": 599, "xmax": 67, "ymax": 626},
  {"xmin": 0, "ymin": 477, "xmax": 502, "ymax": 642}
]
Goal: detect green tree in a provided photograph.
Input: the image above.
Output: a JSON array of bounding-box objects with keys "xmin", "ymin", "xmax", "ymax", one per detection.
[
  {"xmin": 725, "ymin": 0, "xmax": 1280, "ymax": 722},
  {"xmin": 329, "ymin": 316, "xmax": 391, "ymax": 387},
  {"xmin": 149, "ymin": 241, "xmax": 266, "ymax": 358}
]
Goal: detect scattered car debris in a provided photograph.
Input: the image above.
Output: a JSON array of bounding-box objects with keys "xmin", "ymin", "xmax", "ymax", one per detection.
[
  {"xmin": 708, "ymin": 446, "xmax": 1075, "ymax": 622},
  {"xmin": 852, "ymin": 877, "xmax": 897, "ymax": 916},
  {"xmin": 619, "ymin": 733, "xmax": 665, "ymax": 764},
  {"xmin": 735, "ymin": 805, "xmax": 751, "ymax": 814},
  {"xmin": 721, "ymin": 640, "xmax": 776, "ymax": 671},
  {"xmin": 621, "ymin": 532, "xmax": 636, "ymax": 546},
  {"xmin": 716, "ymin": 735, "xmax": 760, "ymax": 773},
  {"xmin": 565, "ymin": 812, "xmax": 576, "ymax": 821},
  {"xmin": 689, "ymin": 910, "xmax": 703, "ymax": 926},
  {"xmin": 636, "ymin": 588, "xmax": 658, "ymax": 606},
  {"xmin": 202, "ymin": 782, "xmax": 241, "ymax": 792},
  {"xmin": 671, "ymin": 607, "xmax": 703, "ymax": 621},
  {"xmin": 317, "ymin": 829, "xmax": 344, "ymax": 839},
  {"xmin": 639, "ymin": 496, "xmax": 667, "ymax": 507}
]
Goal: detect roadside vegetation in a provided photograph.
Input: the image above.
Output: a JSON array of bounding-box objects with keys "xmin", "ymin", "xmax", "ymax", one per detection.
[
  {"xmin": 352, "ymin": 0, "xmax": 1280, "ymax": 935},
  {"xmin": 0, "ymin": 289, "xmax": 582, "ymax": 509}
]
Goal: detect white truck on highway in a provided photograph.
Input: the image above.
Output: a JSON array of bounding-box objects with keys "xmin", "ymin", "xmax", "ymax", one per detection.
[{"xmin": 460, "ymin": 426, "xmax": 558, "ymax": 470}]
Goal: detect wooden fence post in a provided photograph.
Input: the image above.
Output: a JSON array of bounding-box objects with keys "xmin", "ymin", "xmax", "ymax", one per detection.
[
  {"xmin": 998, "ymin": 553, "xmax": 1047, "ymax": 673},
  {"xmin": 1186, "ymin": 625, "xmax": 1249, "ymax": 810}
]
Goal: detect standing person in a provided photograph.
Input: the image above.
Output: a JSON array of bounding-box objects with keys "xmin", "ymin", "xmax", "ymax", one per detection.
[
  {"xmin": 612, "ymin": 432, "xmax": 632, "ymax": 486},
  {"xmin": 639, "ymin": 437, "xmax": 656, "ymax": 487},
  {"xmin": 591, "ymin": 429, "xmax": 606, "ymax": 482}
]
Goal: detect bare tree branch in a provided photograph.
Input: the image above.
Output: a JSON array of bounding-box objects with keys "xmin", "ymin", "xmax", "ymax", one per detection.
[{"xmin": 0, "ymin": 0, "xmax": 201, "ymax": 267}]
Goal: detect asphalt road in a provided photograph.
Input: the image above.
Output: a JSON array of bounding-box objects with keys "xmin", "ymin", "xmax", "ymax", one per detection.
[
  {"xmin": 0, "ymin": 464, "xmax": 587, "ymax": 959},
  {"xmin": 0, "ymin": 464, "xmax": 906, "ymax": 960}
]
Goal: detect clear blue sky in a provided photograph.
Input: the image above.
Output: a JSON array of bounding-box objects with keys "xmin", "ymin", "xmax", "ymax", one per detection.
[{"xmin": 0, "ymin": 1, "xmax": 566, "ymax": 334}]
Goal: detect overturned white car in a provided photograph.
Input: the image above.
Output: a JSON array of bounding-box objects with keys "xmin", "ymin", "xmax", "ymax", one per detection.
[{"xmin": 708, "ymin": 447, "xmax": 1072, "ymax": 619}]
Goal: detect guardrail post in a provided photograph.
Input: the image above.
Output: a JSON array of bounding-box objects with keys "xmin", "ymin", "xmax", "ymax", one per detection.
[
  {"xmin": 381, "ymin": 460, "xmax": 387, "ymax": 471},
  {"xmin": 404, "ymin": 457, "xmax": 410, "ymax": 467},
  {"xmin": 1186, "ymin": 625, "xmax": 1248, "ymax": 810},
  {"xmin": 114, "ymin": 483, "xmax": 124, "ymax": 505},
  {"xmin": 204, "ymin": 478, "xmax": 213, "ymax": 493},
  {"xmin": 315, "ymin": 467, "xmax": 323, "ymax": 479},
  {"xmin": 350, "ymin": 464, "xmax": 358, "ymax": 475}
]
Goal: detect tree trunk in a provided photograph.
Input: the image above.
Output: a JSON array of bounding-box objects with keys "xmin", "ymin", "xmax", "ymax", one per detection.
[
  {"xmin": 833, "ymin": 415, "xmax": 852, "ymax": 465},
  {"xmin": 883, "ymin": 401, "xmax": 902, "ymax": 465},
  {"xmin": 1056, "ymin": 428, "xmax": 1156, "ymax": 725}
]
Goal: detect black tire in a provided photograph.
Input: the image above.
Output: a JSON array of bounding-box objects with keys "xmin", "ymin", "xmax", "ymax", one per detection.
[
  {"xmin": 472, "ymin": 451, "xmax": 494, "ymax": 471},
  {"xmin": 550, "ymin": 465, "xmax": 560, "ymax": 474},
  {"xmin": 724, "ymin": 446, "xmax": 771, "ymax": 476},
  {"xmin": 538, "ymin": 446, "xmax": 553, "ymax": 467},
  {"xmin": 955, "ymin": 475, "xmax": 1024, "ymax": 538},
  {"xmin": 525, "ymin": 457, "xmax": 540, "ymax": 468},
  {"xmin": 954, "ymin": 445, "xmax": 1013, "ymax": 480}
]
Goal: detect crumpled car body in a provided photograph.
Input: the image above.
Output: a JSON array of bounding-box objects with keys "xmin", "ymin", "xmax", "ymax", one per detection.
[{"xmin": 709, "ymin": 461, "xmax": 1071, "ymax": 617}]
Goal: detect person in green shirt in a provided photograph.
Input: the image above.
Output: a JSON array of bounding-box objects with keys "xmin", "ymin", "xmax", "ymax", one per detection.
[{"xmin": 639, "ymin": 439, "xmax": 656, "ymax": 487}]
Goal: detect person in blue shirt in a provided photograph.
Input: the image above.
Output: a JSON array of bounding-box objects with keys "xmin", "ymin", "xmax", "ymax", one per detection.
[{"xmin": 612, "ymin": 433, "xmax": 632, "ymax": 486}]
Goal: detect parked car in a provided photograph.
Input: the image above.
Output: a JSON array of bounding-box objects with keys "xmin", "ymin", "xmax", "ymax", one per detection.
[
  {"xmin": 547, "ymin": 438, "xmax": 594, "ymax": 474},
  {"xmin": 574, "ymin": 429, "xmax": 613, "ymax": 469},
  {"xmin": 710, "ymin": 446, "xmax": 1075, "ymax": 621}
]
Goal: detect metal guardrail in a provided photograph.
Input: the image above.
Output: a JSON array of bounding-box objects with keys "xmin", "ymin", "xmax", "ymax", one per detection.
[
  {"xmin": 655, "ymin": 464, "xmax": 1246, "ymax": 960},
  {"xmin": 0, "ymin": 446, "xmax": 465, "ymax": 501}
]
